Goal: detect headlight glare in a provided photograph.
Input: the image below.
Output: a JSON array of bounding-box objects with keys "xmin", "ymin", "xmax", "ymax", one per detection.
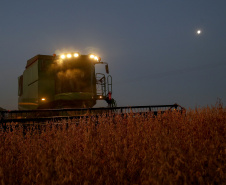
[
  {"xmin": 67, "ymin": 54, "xmax": 72, "ymax": 58},
  {"xmin": 60, "ymin": 54, "xmax": 65, "ymax": 59},
  {"xmin": 74, "ymin": 53, "xmax": 79, "ymax": 57},
  {"xmin": 90, "ymin": 54, "xmax": 95, "ymax": 58}
]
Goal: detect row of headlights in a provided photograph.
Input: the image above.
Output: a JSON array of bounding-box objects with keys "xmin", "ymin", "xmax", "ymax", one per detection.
[
  {"xmin": 60, "ymin": 53, "xmax": 79, "ymax": 59},
  {"xmin": 89, "ymin": 54, "xmax": 100, "ymax": 61},
  {"xmin": 59, "ymin": 53, "xmax": 101, "ymax": 62}
]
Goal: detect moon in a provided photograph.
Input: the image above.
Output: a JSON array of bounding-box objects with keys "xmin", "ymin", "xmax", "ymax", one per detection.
[{"xmin": 196, "ymin": 30, "xmax": 202, "ymax": 35}]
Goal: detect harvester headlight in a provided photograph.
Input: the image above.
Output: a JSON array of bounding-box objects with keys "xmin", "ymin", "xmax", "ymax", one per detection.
[
  {"xmin": 74, "ymin": 53, "xmax": 79, "ymax": 57},
  {"xmin": 60, "ymin": 54, "xmax": 65, "ymax": 59},
  {"xmin": 90, "ymin": 54, "xmax": 95, "ymax": 59},
  {"xmin": 89, "ymin": 54, "xmax": 101, "ymax": 62},
  {"xmin": 67, "ymin": 54, "xmax": 72, "ymax": 58}
]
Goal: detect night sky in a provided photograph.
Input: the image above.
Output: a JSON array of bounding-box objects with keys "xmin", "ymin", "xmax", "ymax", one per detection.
[{"xmin": 0, "ymin": 0, "xmax": 226, "ymax": 110}]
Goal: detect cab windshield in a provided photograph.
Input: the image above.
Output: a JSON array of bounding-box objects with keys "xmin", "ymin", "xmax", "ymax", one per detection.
[{"xmin": 55, "ymin": 68, "xmax": 92, "ymax": 94}]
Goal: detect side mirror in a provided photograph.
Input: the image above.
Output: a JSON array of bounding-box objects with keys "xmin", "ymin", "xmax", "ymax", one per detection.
[{"xmin": 105, "ymin": 64, "xmax": 109, "ymax": 74}]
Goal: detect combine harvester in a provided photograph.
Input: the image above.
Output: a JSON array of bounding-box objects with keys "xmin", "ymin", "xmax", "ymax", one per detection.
[{"xmin": 0, "ymin": 52, "xmax": 184, "ymax": 125}]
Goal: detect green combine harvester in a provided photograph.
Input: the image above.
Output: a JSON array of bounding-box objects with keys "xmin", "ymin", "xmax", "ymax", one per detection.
[
  {"xmin": 0, "ymin": 53, "xmax": 184, "ymax": 125},
  {"xmin": 18, "ymin": 53, "xmax": 116, "ymax": 110}
]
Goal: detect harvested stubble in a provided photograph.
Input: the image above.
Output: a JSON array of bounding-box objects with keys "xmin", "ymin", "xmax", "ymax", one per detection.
[{"xmin": 0, "ymin": 104, "xmax": 225, "ymax": 185}]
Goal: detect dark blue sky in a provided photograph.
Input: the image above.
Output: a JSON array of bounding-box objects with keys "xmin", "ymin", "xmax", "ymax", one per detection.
[{"xmin": 0, "ymin": 0, "xmax": 226, "ymax": 109}]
